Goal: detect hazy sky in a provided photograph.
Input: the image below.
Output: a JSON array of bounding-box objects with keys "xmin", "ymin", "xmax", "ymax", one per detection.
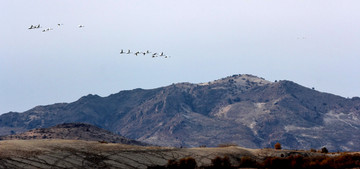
[{"xmin": 1, "ymin": 0, "xmax": 360, "ymax": 114}]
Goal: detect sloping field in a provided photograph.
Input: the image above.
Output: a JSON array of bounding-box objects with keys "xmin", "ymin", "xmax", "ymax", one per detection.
[{"xmin": 0, "ymin": 139, "xmax": 328, "ymax": 168}]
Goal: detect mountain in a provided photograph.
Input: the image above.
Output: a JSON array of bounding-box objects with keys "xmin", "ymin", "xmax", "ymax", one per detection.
[
  {"xmin": 1, "ymin": 74, "xmax": 360, "ymax": 151},
  {"xmin": 0, "ymin": 123, "xmax": 147, "ymax": 146}
]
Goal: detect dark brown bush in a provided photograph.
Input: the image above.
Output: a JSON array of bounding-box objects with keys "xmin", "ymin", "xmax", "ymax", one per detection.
[
  {"xmin": 148, "ymin": 153, "xmax": 360, "ymax": 169},
  {"xmin": 321, "ymin": 147, "xmax": 328, "ymax": 153},
  {"xmin": 210, "ymin": 156, "xmax": 232, "ymax": 169},
  {"xmin": 259, "ymin": 154, "xmax": 360, "ymax": 169},
  {"xmin": 166, "ymin": 159, "xmax": 178, "ymax": 169},
  {"xmin": 239, "ymin": 156, "xmax": 258, "ymax": 168},
  {"xmin": 179, "ymin": 157, "xmax": 197, "ymax": 169},
  {"xmin": 274, "ymin": 142, "xmax": 282, "ymax": 150}
]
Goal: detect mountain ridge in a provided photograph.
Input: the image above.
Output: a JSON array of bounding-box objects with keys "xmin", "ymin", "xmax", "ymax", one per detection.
[{"xmin": 1, "ymin": 74, "xmax": 360, "ymax": 151}]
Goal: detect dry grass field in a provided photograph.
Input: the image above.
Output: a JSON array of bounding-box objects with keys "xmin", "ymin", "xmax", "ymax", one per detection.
[{"xmin": 0, "ymin": 139, "xmax": 346, "ymax": 169}]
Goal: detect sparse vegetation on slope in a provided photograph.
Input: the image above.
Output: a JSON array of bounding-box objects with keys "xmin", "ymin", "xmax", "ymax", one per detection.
[
  {"xmin": 150, "ymin": 153, "xmax": 360, "ymax": 169},
  {"xmin": 0, "ymin": 139, "xmax": 359, "ymax": 169},
  {"xmin": 1, "ymin": 74, "xmax": 360, "ymax": 151},
  {"xmin": 0, "ymin": 123, "xmax": 147, "ymax": 146}
]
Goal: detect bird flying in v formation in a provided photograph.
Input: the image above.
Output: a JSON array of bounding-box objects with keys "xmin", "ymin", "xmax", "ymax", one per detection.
[
  {"xmin": 120, "ymin": 49, "xmax": 171, "ymax": 59},
  {"xmin": 27, "ymin": 23, "xmax": 85, "ymax": 32},
  {"xmin": 28, "ymin": 24, "xmax": 41, "ymax": 29},
  {"xmin": 27, "ymin": 23, "xmax": 171, "ymax": 58}
]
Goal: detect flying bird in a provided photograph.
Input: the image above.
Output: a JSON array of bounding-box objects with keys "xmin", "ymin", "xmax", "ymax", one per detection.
[
  {"xmin": 126, "ymin": 50, "xmax": 131, "ymax": 54},
  {"xmin": 78, "ymin": 25, "xmax": 84, "ymax": 28},
  {"xmin": 28, "ymin": 25, "xmax": 34, "ymax": 29},
  {"xmin": 42, "ymin": 28, "xmax": 53, "ymax": 32},
  {"xmin": 135, "ymin": 51, "xmax": 141, "ymax": 56},
  {"xmin": 152, "ymin": 53, "xmax": 158, "ymax": 58},
  {"xmin": 120, "ymin": 49, "xmax": 125, "ymax": 54}
]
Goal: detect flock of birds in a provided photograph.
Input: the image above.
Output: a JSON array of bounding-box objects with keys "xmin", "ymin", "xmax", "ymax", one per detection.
[
  {"xmin": 28, "ymin": 24, "xmax": 171, "ymax": 58},
  {"xmin": 28, "ymin": 24, "xmax": 84, "ymax": 32},
  {"xmin": 120, "ymin": 49, "xmax": 171, "ymax": 58}
]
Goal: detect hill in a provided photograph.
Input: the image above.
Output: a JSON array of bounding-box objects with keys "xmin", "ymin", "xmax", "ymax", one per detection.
[
  {"xmin": 0, "ymin": 123, "xmax": 146, "ymax": 146},
  {"xmin": 1, "ymin": 74, "xmax": 360, "ymax": 151}
]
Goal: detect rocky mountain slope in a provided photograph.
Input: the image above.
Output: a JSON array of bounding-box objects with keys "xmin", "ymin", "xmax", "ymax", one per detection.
[
  {"xmin": 0, "ymin": 123, "xmax": 146, "ymax": 146},
  {"xmin": 1, "ymin": 74, "xmax": 360, "ymax": 151}
]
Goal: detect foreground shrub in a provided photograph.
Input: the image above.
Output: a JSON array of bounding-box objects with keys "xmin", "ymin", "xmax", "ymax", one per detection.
[
  {"xmin": 274, "ymin": 142, "xmax": 282, "ymax": 150},
  {"xmin": 167, "ymin": 159, "xmax": 178, "ymax": 169},
  {"xmin": 199, "ymin": 156, "xmax": 235, "ymax": 169},
  {"xmin": 148, "ymin": 153, "xmax": 360, "ymax": 169},
  {"xmin": 178, "ymin": 157, "xmax": 197, "ymax": 169},
  {"xmin": 210, "ymin": 156, "xmax": 231, "ymax": 169},
  {"xmin": 148, "ymin": 157, "xmax": 197, "ymax": 169},
  {"xmin": 239, "ymin": 156, "xmax": 258, "ymax": 168},
  {"xmin": 261, "ymin": 154, "xmax": 360, "ymax": 169},
  {"xmin": 263, "ymin": 157, "xmax": 290, "ymax": 169},
  {"xmin": 321, "ymin": 147, "xmax": 328, "ymax": 154}
]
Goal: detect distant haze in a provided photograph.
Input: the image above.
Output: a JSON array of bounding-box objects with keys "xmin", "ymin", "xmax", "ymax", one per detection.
[{"xmin": 1, "ymin": 0, "xmax": 360, "ymax": 114}]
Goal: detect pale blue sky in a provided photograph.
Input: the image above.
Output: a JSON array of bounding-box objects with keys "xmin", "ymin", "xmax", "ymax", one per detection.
[{"xmin": 1, "ymin": 0, "xmax": 360, "ymax": 114}]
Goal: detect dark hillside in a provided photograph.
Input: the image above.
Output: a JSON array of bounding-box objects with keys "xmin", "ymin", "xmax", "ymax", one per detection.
[{"xmin": 0, "ymin": 122, "xmax": 147, "ymax": 146}]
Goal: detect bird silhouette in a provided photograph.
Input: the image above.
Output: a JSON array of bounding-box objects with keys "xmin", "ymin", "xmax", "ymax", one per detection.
[
  {"xmin": 42, "ymin": 28, "xmax": 53, "ymax": 32},
  {"xmin": 28, "ymin": 25, "xmax": 34, "ymax": 29},
  {"xmin": 152, "ymin": 53, "xmax": 158, "ymax": 58}
]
